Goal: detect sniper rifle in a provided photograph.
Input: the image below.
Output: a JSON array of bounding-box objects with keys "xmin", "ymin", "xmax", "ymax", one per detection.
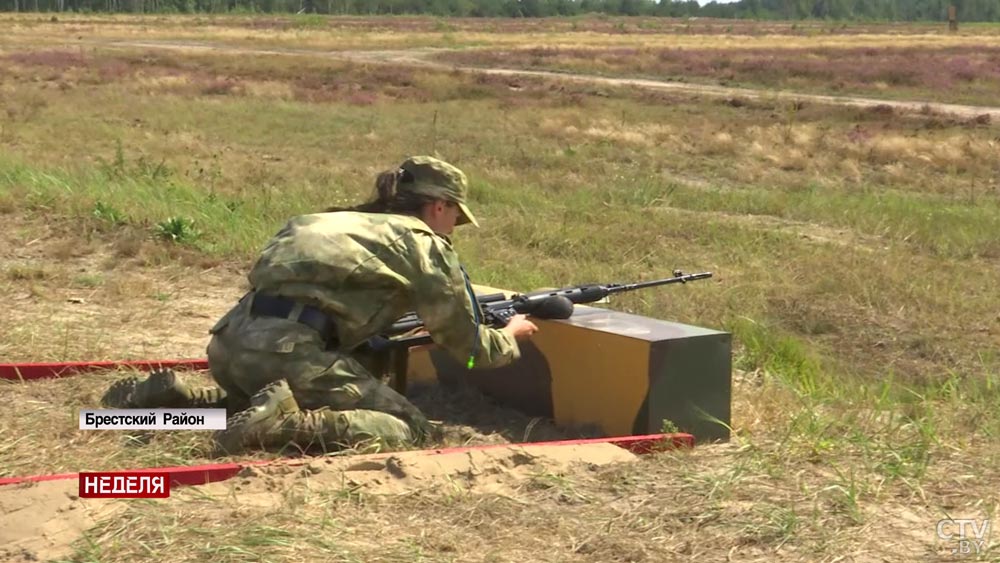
[{"xmin": 371, "ymin": 270, "xmax": 713, "ymax": 353}]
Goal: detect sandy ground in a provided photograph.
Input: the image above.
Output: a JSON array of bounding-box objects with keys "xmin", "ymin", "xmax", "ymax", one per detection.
[
  {"xmin": 0, "ymin": 480, "xmax": 119, "ymax": 563},
  {"xmin": 0, "ymin": 442, "xmax": 637, "ymax": 562}
]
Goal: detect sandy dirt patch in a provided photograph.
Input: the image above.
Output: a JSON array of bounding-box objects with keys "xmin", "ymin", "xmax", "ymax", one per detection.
[
  {"xmin": 226, "ymin": 440, "xmax": 638, "ymax": 497},
  {"xmin": 0, "ymin": 480, "xmax": 122, "ymax": 563},
  {"xmin": 0, "ymin": 442, "xmax": 637, "ymax": 562}
]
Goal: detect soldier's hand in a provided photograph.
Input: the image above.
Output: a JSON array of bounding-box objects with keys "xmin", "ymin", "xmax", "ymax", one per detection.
[{"xmin": 503, "ymin": 314, "xmax": 538, "ymax": 340}]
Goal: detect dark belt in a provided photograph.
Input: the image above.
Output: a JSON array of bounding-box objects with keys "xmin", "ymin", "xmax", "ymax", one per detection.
[{"xmin": 249, "ymin": 293, "xmax": 339, "ymax": 347}]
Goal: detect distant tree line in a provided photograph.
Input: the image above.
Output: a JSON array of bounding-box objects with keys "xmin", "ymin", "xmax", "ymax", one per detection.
[{"xmin": 1, "ymin": 0, "xmax": 997, "ymax": 22}]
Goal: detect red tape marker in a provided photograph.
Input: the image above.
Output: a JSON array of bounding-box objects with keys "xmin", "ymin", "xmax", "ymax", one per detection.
[{"xmin": 0, "ymin": 359, "xmax": 209, "ymax": 381}]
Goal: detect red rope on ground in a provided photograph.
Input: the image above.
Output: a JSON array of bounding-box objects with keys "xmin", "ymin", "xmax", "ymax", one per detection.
[{"xmin": 0, "ymin": 359, "xmax": 209, "ymax": 380}]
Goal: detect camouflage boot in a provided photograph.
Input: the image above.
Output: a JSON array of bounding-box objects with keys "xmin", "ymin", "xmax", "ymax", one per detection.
[
  {"xmin": 213, "ymin": 380, "xmax": 418, "ymax": 456},
  {"xmin": 101, "ymin": 368, "xmax": 206, "ymax": 409},
  {"xmin": 212, "ymin": 379, "xmax": 301, "ymax": 456}
]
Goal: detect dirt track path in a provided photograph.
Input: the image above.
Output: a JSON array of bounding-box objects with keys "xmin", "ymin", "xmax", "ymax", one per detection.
[{"xmin": 84, "ymin": 38, "xmax": 1000, "ymax": 120}]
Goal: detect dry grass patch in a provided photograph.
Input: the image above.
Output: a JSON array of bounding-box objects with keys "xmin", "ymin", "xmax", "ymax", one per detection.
[
  {"xmin": 0, "ymin": 370, "xmax": 223, "ymax": 477},
  {"xmin": 527, "ymin": 107, "xmax": 1000, "ymax": 197},
  {"xmin": 439, "ymin": 44, "xmax": 1000, "ymax": 106},
  {"xmin": 0, "ymin": 215, "xmax": 244, "ymax": 363}
]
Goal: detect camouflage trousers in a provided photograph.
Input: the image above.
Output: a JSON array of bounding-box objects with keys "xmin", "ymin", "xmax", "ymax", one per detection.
[{"xmin": 199, "ymin": 295, "xmax": 433, "ymax": 453}]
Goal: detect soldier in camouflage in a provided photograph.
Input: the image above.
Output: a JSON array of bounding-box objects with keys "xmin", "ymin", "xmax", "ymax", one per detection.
[{"xmin": 102, "ymin": 156, "xmax": 538, "ymax": 456}]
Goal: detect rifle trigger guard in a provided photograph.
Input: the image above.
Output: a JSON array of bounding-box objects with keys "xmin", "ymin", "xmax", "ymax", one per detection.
[{"xmin": 489, "ymin": 308, "xmax": 516, "ymax": 327}]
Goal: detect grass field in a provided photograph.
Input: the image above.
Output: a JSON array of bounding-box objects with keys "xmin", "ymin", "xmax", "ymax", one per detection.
[
  {"xmin": 438, "ymin": 44, "xmax": 1000, "ymax": 106},
  {"xmin": 0, "ymin": 14, "xmax": 998, "ymax": 562}
]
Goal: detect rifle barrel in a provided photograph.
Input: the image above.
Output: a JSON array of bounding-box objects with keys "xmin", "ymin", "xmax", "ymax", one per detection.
[{"xmin": 612, "ymin": 272, "xmax": 713, "ymax": 293}]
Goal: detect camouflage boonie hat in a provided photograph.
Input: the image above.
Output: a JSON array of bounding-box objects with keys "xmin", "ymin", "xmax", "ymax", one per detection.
[{"xmin": 398, "ymin": 156, "xmax": 479, "ymax": 228}]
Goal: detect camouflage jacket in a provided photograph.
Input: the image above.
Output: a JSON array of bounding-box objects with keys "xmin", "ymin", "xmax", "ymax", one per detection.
[{"xmin": 247, "ymin": 211, "xmax": 520, "ymax": 368}]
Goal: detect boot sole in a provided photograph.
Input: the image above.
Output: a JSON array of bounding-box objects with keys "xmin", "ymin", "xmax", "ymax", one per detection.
[
  {"xmin": 100, "ymin": 369, "xmax": 186, "ymax": 409},
  {"xmin": 100, "ymin": 376, "xmax": 139, "ymax": 408},
  {"xmin": 214, "ymin": 380, "xmax": 297, "ymax": 456}
]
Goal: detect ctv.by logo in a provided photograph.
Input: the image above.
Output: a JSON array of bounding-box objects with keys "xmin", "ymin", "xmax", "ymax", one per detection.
[{"xmin": 936, "ymin": 518, "xmax": 991, "ymax": 556}]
